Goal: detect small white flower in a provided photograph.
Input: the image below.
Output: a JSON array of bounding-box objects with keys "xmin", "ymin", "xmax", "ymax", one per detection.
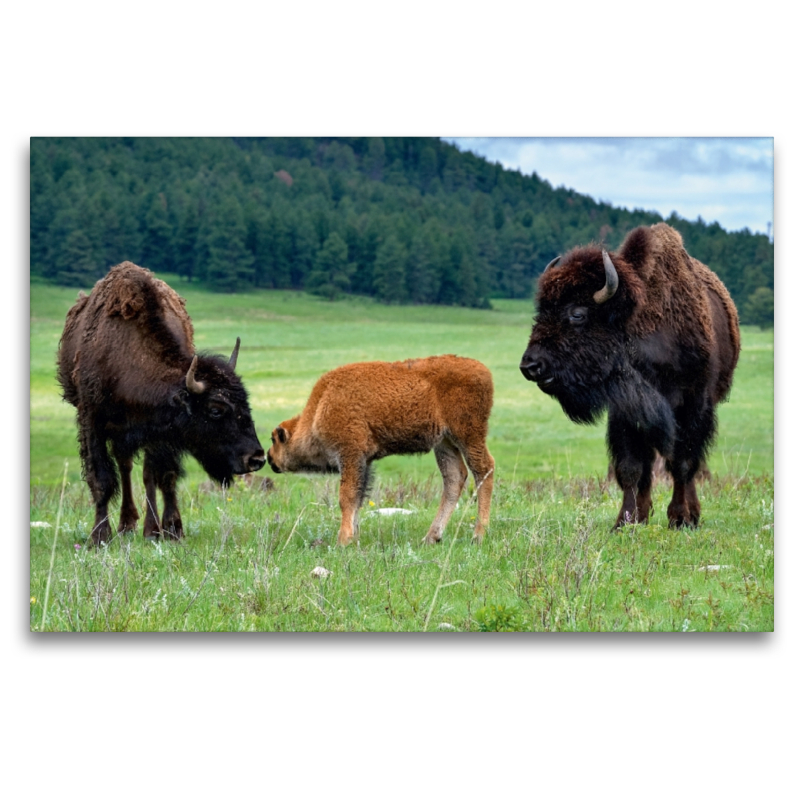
[
  {"xmin": 30, "ymin": 521, "xmax": 51, "ymax": 528},
  {"xmin": 311, "ymin": 566, "xmax": 331, "ymax": 579}
]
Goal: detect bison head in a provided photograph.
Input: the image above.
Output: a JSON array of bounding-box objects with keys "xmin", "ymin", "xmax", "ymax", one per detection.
[
  {"xmin": 520, "ymin": 246, "xmax": 643, "ymax": 423},
  {"xmin": 176, "ymin": 339, "xmax": 266, "ymax": 484}
]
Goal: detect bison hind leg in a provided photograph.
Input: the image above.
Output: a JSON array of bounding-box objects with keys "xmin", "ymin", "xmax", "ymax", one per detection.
[
  {"xmin": 79, "ymin": 419, "xmax": 119, "ymax": 546},
  {"xmin": 463, "ymin": 445, "xmax": 495, "ymax": 543},
  {"xmin": 424, "ymin": 440, "xmax": 468, "ymax": 544}
]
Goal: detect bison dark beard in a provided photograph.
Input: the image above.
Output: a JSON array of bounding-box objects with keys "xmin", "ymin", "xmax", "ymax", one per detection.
[
  {"xmin": 554, "ymin": 357, "xmax": 676, "ymax": 460},
  {"xmin": 606, "ymin": 368, "xmax": 676, "ymax": 459}
]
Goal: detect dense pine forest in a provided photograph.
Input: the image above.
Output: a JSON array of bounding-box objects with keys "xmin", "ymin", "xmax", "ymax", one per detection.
[{"xmin": 30, "ymin": 137, "xmax": 774, "ymax": 325}]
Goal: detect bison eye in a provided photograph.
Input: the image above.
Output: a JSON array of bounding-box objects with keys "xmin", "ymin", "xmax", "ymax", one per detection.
[
  {"xmin": 569, "ymin": 307, "xmax": 588, "ymax": 325},
  {"xmin": 208, "ymin": 404, "xmax": 226, "ymax": 420}
]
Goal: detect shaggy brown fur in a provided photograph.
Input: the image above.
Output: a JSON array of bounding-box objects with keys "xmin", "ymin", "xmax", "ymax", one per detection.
[
  {"xmin": 521, "ymin": 224, "xmax": 740, "ymax": 529},
  {"xmin": 267, "ymin": 355, "xmax": 495, "ymax": 546},
  {"xmin": 58, "ymin": 262, "xmax": 265, "ymax": 544}
]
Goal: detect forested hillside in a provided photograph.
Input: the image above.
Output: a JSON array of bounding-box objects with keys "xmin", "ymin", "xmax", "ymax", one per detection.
[{"xmin": 29, "ymin": 137, "xmax": 774, "ymax": 324}]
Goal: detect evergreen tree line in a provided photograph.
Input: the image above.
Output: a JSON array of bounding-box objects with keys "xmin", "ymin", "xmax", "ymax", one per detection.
[{"xmin": 30, "ymin": 137, "xmax": 774, "ymax": 326}]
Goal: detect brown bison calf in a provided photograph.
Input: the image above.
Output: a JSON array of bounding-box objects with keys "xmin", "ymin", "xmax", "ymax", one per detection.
[{"xmin": 267, "ymin": 355, "xmax": 495, "ymax": 546}]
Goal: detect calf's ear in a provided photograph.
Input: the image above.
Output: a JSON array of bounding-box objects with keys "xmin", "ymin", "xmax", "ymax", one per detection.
[{"xmin": 276, "ymin": 426, "xmax": 289, "ymax": 444}]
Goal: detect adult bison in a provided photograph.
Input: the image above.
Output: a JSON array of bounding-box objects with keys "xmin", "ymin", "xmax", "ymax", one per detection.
[
  {"xmin": 519, "ymin": 223, "xmax": 740, "ymax": 528},
  {"xmin": 266, "ymin": 355, "xmax": 495, "ymax": 545},
  {"xmin": 57, "ymin": 262, "xmax": 266, "ymax": 545}
]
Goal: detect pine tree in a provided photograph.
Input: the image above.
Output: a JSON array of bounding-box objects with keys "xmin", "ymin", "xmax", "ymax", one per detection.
[
  {"xmin": 140, "ymin": 192, "xmax": 173, "ymax": 273},
  {"xmin": 205, "ymin": 198, "xmax": 255, "ymax": 292},
  {"xmin": 305, "ymin": 232, "xmax": 354, "ymax": 300},
  {"xmin": 373, "ymin": 234, "xmax": 407, "ymax": 304},
  {"xmin": 406, "ymin": 232, "xmax": 440, "ymax": 304},
  {"xmin": 742, "ymin": 287, "xmax": 774, "ymax": 328}
]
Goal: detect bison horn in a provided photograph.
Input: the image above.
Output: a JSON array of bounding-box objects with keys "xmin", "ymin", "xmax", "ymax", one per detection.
[
  {"xmin": 594, "ymin": 250, "xmax": 619, "ymax": 304},
  {"xmin": 185, "ymin": 356, "xmax": 207, "ymax": 394},
  {"xmin": 229, "ymin": 337, "xmax": 241, "ymax": 370},
  {"xmin": 543, "ymin": 255, "xmax": 561, "ymax": 273}
]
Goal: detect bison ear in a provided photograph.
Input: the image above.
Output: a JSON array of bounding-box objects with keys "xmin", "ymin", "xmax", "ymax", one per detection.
[
  {"xmin": 276, "ymin": 426, "xmax": 289, "ymax": 444},
  {"xmin": 619, "ymin": 227, "xmax": 651, "ymax": 273}
]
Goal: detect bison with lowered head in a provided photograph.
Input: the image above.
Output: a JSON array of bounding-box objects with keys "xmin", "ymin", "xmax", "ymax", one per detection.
[
  {"xmin": 57, "ymin": 262, "xmax": 266, "ymax": 545},
  {"xmin": 267, "ymin": 355, "xmax": 495, "ymax": 546},
  {"xmin": 520, "ymin": 223, "xmax": 740, "ymax": 528}
]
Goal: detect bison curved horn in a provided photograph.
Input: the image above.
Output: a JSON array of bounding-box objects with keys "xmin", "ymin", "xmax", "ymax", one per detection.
[
  {"xmin": 543, "ymin": 255, "xmax": 561, "ymax": 273},
  {"xmin": 185, "ymin": 356, "xmax": 207, "ymax": 394},
  {"xmin": 594, "ymin": 250, "xmax": 619, "ymax": 304},
  {"xmin": 229, "ymin": 337, "xmax": 241, "ymax": 370}
]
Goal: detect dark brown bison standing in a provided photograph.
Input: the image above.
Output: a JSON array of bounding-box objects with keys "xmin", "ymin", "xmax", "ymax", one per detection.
[
  {"xmin": 520, "ymin": 223, "xmax": 740, "ymax": 528},
  {"xmin": 57, "ymin": 262, "xmax": 266, "ymax": 545}
]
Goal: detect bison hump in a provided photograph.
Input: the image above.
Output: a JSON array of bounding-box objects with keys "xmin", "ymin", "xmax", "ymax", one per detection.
[{"xmin": 99, "ymin": 262, "xmax": 194, "ymax": 351}]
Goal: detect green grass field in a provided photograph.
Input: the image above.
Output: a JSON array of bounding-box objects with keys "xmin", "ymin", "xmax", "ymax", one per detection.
[{"xmin": 29, "ymin": 279, "xmax": 774, "ymax": 631}]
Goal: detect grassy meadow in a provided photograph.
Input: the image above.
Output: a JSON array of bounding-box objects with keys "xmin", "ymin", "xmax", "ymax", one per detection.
[{"xmin": 29, "ymin": 278, "xmax": 774, "ymax": 631}]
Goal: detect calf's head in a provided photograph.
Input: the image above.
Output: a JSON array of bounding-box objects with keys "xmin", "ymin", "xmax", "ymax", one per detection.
[
  {"xmin": 176, "ymin": 339, "xmax": 266, "ymax": 484},
  {"xmin": 266, "ymin": 417, "xmax": 300, "ymax": 474}
]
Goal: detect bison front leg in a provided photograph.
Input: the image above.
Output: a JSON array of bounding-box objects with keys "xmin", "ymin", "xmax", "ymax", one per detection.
[
  {"xmin": 337, "ymin": 456, "xmax": 369, "ymax": 546},
  {"xmin": 425, "ymin": 440, "xmax": 468, "ymax": 544},
  {"xmin": 143, "ymin": 448, "xmax": 184, "ymax": 540},
  {"xmin": 114, "ymin": 450, "xmax": 139, "ymax": 535},
  {"xmin": 608, "ymin": 412, "xmax": 655, "ymax": 528},
  {"xmin": 142, "ymin": 454, "xmax": 161, "ymax": 540}
]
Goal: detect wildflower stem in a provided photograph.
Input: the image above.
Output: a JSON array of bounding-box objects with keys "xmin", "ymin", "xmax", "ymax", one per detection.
[{"xmin": 41, "ymin": 460, "xmax": 68, "ymax": 631}]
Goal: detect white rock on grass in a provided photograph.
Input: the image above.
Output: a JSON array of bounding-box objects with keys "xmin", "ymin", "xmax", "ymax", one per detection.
[
  {"xmin": 30, "ymin": 521, "xmax": 52, "ymax": 528},
  {"xmin": 373, "ymin": 508, "xmax": 414, "ymax": 516},
  {"xmin": 697, "ymin": 565, "xmax": 732, "ymax": 571},
  {"xmin": 311, "ymin": 566, "xmax": 331, "ymax": 579}
]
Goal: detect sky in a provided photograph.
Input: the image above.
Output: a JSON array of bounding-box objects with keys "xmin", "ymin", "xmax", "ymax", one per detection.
[{"xmin": 445, "ymin": 137, "xmax": 774, "ymax": 238}]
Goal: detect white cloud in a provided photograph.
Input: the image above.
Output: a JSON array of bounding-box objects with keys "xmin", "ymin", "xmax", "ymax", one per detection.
[{"xmin": 447, "ymin": 137, "xmax": 773, "ymax": 235}]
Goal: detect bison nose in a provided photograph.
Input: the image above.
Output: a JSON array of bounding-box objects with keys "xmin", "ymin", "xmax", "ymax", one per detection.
[
  {"xmin": 520, "ymin": 355, "xmax": 548, "ymax": 382},
  {"xmin": 248, "ymin": 450, "xmax": 266, "ymax": 472},
  {"xmin": 267, "ymin": 451, "xmax": 281, "ymax": 474}
]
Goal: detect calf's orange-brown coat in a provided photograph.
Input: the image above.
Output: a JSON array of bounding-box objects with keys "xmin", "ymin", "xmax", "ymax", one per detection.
[{"xmin": 267, "ymin": 355, "xmax": 495, "ymax": 545}]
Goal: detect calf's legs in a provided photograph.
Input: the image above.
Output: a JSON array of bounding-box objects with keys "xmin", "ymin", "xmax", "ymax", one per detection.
[
  {"xmin": 337, "ymin": 455, "xmax": 371, "ymax": 546},
  {"xmin": 464, "ymin": 444, "xmax": 495, "ymax": 541},
  {"xmin": 424, "ymin": 440, "xmax": 469, "ymax": 544}
]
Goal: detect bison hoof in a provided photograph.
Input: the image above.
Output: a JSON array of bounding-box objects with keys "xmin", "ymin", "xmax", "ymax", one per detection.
[
  {"xmin": 423, "ymin": 533, "xmax": 442, "ymax": 545},
  {"xmin": 90, "ymin": 522, "xmax": 112, "ymax": 546},
  {"xmin": 668, "ymin": 515, "xmax": 700, "ymax": 529}
]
